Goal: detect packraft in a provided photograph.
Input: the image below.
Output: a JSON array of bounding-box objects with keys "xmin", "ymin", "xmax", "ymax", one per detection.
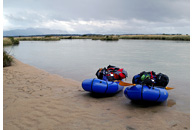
[
  {"xmin": 124, "ymin": 71, "xmax": 169, "ymax": 102},
  {"xmin": 82, "ymin": 78, "xmax": 124, "ymax": 94},
  {"xmin": 82, "ymin": 65, "xmax": 127, "ymax": 94},
  {"xmin": 124, "ymin": 84, "xmax": 168, "ymax": 102},
  {"xmin": 132, "ymin": 71, "xmax": 169, "ymax": 88}
]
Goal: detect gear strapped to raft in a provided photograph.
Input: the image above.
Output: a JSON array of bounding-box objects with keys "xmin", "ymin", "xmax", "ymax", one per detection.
[
  {"xmin": 96, "ymin": 65, "xmax": 128, "ymax": 81},
  {"xmin": 132, "ymin": 71, "xmax": 169, "ymax": 88}
]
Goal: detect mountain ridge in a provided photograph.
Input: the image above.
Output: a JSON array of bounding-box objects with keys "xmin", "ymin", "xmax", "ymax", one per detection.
[{"xmin": 3, "ymin": 28, "xmax": 68, "ymax": 36}]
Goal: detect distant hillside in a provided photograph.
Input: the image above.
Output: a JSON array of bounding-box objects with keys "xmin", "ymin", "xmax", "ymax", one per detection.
[{"xmin": 3, "ymin": 28, "xmax": 68, "ymax": 36}]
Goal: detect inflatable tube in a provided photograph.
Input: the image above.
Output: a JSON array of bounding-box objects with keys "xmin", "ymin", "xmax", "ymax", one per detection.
[
  {"xmin": 82, "ymin": 78, "xmax": 124, "ymax": 94},
  {"xmin": 124, "ymin": 85, "xmax": 168, "ymax": 102}
]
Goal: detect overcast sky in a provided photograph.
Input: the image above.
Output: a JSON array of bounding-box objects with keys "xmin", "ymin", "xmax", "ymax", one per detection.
[{"xmin": 3, "ymin": 0, "xmax": 190, "ymax": 34}]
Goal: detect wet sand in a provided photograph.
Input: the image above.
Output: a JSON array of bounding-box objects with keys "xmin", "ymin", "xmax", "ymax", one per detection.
[{"xmin": 4, "ymin": 59, "xmax": 190, "ymax": 130}]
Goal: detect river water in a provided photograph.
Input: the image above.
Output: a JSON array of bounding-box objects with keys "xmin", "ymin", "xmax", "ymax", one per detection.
[{"xmin": 4, "ymin": 39, "xmax": 190, "ymax": 113}]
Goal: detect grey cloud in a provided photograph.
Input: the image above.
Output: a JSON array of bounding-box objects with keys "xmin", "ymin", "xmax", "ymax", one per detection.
[
  {"xmin": 4, "ymin": 0, "xmax": 189, "ymax": 21},
  {"xmin": 3, "ymin": 0, "xmax": 190, "ymax": 34}
]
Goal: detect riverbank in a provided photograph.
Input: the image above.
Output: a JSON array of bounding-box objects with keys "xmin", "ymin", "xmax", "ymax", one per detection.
[
  {"xmin": 3, "ymin": 34, "xmax": 190, "ymax": 46},
  {"xmin": 3, "ymin": 59, "xmax": 190, "ymax": 130}
]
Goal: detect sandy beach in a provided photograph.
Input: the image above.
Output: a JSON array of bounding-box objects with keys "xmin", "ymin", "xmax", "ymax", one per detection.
[{"xmin": 3, "ymin": 59, "xmax": 190, "ymax": 130}]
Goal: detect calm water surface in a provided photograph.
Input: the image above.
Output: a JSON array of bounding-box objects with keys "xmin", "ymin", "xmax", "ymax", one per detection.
[{"xmin": 4, "ymin": 39, "xmax": 190, "ymax": 113}]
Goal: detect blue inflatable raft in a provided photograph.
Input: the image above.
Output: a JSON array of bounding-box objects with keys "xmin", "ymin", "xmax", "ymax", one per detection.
[
  {"xmin": 82, "ymin": 78, "xmax": 124, "ymax": 94},
  {"xmin": 124, "ymin": 85, "xmax": 168, "ymax": 102}
]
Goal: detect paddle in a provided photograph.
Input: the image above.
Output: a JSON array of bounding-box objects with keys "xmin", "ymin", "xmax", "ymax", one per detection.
[
  {"xmin": 118, "ymin": 81, "xmax": 174, "ymax": 90},
  {"xmin": 118, "ymin": 81, "xmax": 136, "ymax": 86},
  {"xmin": 165, "ymin": 87, "xmax": 174, "ymax": 90}
]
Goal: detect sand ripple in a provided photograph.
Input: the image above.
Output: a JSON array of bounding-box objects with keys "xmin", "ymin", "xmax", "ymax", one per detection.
[{"xmin": 4, "ymin": 59, "xmax": 190, "ymax": 130}]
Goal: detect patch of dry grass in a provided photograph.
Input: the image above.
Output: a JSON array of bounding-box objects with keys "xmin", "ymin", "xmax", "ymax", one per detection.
[
  {"xmin": 3, "ymin": 34, "xmax": 190, "ymax": 47},
  {"xmin": 3, "ymin": 38, "xmax": 13, "ymax": 46},
  {"xmin": 119, "ymin": 35, "xmax": 190, "ymax": 41}
]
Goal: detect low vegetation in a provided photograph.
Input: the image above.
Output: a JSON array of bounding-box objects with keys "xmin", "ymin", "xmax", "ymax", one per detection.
[
  {"xmin": 3, "ymin": 34, "xmax": 190, "ymax": 46},
  {"xmin": 3, "ymin": 37, "xmax": 19, "ymax": 46},
  {"xmin": 119, "ymin": 34, "xmax": 190, "ymax": 41},
  {"xmin": 15, "ymin": 36, "xmax": 60, "ymax": 41},
  {"xmin": 92, "ymin": 35, "xmax": 119, "ymax": 41},
  {"xmin": 3, "ymin": 50, "xmax": 13, "ymax": 67}
]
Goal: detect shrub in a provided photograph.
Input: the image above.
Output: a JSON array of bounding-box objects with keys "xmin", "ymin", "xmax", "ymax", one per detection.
[
  {"xmin": 3, "ymin": 50, "xmax": 13, "ymax": 67},
  {"xmin": 13, "ymin": 39, "xmax": 19, "ymax": 45},
  {"xmin": 3, "ymin": 37, "xmax": 19, "ymax": 46},
  {"xmin": 3, "ymin": 38, "xmax": 13, "ymax": 46},
  {"xmin": 8, "ymin": 37, "xmax": 19, "ymax": 45}
]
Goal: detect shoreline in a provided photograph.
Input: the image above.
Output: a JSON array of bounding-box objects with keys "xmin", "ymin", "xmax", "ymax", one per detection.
[
  {"xmin": 4, "ymin": 58, "xmax": 190, "ymax": 130},
  {"xmin": 3, "ymin": 34, "xmax": 190, "ymax": 46}
]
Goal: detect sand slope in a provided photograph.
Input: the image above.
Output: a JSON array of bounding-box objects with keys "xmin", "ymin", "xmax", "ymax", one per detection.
[{"xmin": 4, "ymin": 59, "xmax": 189, "ymax": 130}]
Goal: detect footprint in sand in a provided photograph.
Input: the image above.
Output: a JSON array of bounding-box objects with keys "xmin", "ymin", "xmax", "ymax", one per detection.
[{"xmin": 167, "ymin": 99, "xmax": 176, "ymax": 107}]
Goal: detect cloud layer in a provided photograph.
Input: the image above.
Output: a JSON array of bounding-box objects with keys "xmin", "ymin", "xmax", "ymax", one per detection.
[{"xmin": 3, "ymin": 0, "xmax": 190, "ymax": 34}]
